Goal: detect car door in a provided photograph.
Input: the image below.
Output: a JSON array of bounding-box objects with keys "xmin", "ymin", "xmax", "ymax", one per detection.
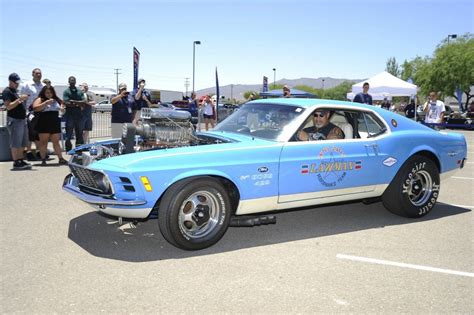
[{"xmin": 278, "ymin": 110, "xmax": 386, "ymax": 203}]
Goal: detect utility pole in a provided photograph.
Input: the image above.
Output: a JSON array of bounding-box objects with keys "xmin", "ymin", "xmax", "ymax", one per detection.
[
  {"xmin": 230, "ymin": 84, "xmax": 234, "ymax": 101},
  {"xmin": 184, "ymin": 77, "xmax": 190, "ymax": 97},
  {"xmin": 114, "ymin": 68, "xmax": 122, "ymax": 93}
]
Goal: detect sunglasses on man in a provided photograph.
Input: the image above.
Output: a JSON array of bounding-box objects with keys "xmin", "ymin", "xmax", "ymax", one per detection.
[{"xmin": 313, "ymin": 112, "xmax": 327, "ymax": 118}]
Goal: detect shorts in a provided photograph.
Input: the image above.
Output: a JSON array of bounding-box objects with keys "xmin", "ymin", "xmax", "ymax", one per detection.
[
  {"xmin": 82, "ymin": 115, "xmax": 93, "ymax": 131},
  {"xmin": 27, "ymin": 112, "xmax": 40, "ymax": 141},
  {"xmin": 111, "ymin": 123, "xmax": 124, "ymax": 139},
  {"xmin": 203, "ymin": 114, "xmax": 214, "ymax": 119},
  {"xmin": 36, "ymin": 111, "xmax": 61, "ymax": 134},
  {"xmin": 7, "ymin": 117, "xmax": 28, "ymax": 148}
]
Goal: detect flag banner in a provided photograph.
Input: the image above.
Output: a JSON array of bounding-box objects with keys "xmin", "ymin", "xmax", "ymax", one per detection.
[
  {"xmin": 133, "ymin": 47, "xmax": 140, "ymax": 90},
  {"xmin": 263, "ymin": 76, "xmax": 268, "ymax": 92},
  {"xmin": 215, "ymin": 67, "xmax": 220, "ymax": 122}
]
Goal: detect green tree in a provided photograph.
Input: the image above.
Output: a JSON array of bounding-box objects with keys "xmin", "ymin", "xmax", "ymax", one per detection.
[
  {"xmin": 428, "ymin": 33, "xmax": 474, "ymax": 108},
  {"xmin": 322, "ymin": 81, "xmax": 353, "ymax": 100},
  {"xmin": 385, "ymin": 57, "xmax": 400, "ymax": 77},
  {"xmin": 243, "ymin": 91, "xmax": 259, "ymax": 100}
]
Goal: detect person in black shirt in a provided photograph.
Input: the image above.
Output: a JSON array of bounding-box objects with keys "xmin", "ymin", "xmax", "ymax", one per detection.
[
  {"xmin": 353, "ymin": 82, "xmax": 373, "ymax": 105},
  {"xmin": 110, "ymin": 83, "xmax": 137, "ymax": 138},
  {"xmin": 2, "ymin": 73, "xmax": 31, "ymax": 170},
  {"xmin": 297, "ymin": 110, "xmax": 344, "ymax": 141},
  {"xmin": 404, "ymin": 99, "xmax": 416, "ymax": 119}
]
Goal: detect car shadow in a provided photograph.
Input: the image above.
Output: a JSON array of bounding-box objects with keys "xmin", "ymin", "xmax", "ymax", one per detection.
[{"xmin": 67, "ymin": 201, "xmax": 470, "ymax": 262}]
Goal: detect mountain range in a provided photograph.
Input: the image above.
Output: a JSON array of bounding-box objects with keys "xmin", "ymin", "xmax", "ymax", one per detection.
[{"xmin": 196, "ymin": 77, "xmax": 365, "ymax": 100}]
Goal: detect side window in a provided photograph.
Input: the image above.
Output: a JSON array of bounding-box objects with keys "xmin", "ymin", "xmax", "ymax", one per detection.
[{"xmin": 357, "ymin": 112, "xmax": 386, "ymax": 138}]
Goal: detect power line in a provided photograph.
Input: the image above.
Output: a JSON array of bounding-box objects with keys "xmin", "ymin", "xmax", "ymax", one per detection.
[{"xmin": 114, "ymin": 68, "xmax": 122, "ymax": 93}]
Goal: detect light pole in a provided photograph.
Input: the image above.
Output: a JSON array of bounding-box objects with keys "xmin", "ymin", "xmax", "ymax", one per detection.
[
  {"xmin": 272, "ymin": 68, "xmax": 276, "ymax": 89},
  {"xmin": 447, "ymin": 34, "xmax": 457, "ymax": 44},
  {"xmin": 192, "ymin": 40, "xmax": 201, "ymax": 93}
]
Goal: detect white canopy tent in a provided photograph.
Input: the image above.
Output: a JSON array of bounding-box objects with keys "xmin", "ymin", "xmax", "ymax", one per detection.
[{"xmin": 347, "ymin": 71, "xmax": 418, "ymax": 100}]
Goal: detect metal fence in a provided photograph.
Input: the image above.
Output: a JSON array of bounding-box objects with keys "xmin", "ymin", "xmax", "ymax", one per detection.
[{"xmin": 1, "ymin": 108, "xmax": 112, "ymax": 139}]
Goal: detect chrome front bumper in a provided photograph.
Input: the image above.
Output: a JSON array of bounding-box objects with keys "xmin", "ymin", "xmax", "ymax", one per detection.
[{"xmin": 62, "ymin": 174, "xmax": 146, "ymax": 206}]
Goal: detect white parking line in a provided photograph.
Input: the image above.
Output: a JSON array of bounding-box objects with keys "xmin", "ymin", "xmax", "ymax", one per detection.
[
  {"xmin": 451, "ymin": 204, "xmax": 474, "ymax": 209},
  {"xmin": 452, "ymin": 176, "xmax": 474, "ymax": 180},
  {"xmin": 336, "ymin": 254, "xmax": 474, "ymax": 278}
]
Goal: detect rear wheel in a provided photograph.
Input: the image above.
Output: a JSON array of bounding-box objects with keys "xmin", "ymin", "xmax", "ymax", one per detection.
[
  {"xmin": 382, "ymin": 155, "xmax": 440, "ymax": 218},
  {"xmin": 158, "ymin": 177, "xmax": 232, "ymax": 250}
]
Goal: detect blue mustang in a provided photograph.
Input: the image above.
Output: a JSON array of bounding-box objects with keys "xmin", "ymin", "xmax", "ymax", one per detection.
[{"xmin": 63, "ymin": 99, "xmax": 467, "ymax": 250}]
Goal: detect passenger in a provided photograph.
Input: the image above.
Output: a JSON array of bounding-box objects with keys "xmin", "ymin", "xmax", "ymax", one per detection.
[{"xmin": 297, "ymin": 110, "xmax": 344, "ymax": 141}]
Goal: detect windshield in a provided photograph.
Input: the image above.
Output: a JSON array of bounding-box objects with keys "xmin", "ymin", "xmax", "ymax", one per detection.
[{"xmin": 214, "ymin": 103, "xmax": 306, "ymax": 140}]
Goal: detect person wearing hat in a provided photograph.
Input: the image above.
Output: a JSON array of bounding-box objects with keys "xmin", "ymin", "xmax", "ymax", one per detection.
[
  {"xmin": 63, "ymin": 76, "xmax": 87, "ymax": 151},
  {"xmin": 283, "ymin": 85, "xmax": 291, "ymax": 98},
  {"xmin": 2, "ymin": 73, "xmax": 32, "ymax": 170},
  {"xmin": 132, "ymin": 78, "xmax": 152, "ymax": 123},
  {"xmin": 110, "ymin": 83, "xmax": 137, "ymax": 138},
  {"xmin": 297, "ymin": 109, "xmax": 344, "ymax": 141}
]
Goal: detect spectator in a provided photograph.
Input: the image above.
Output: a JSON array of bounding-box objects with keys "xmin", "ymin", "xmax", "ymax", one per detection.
[
  {"xmin": 283, "ymin": 85, "xmax": 291, "ymax": 98},
  {"xmin": 42, "ymin": 78, "xmax": 51, "ymax": 87},
  {"xmin": 21, "ymin": 68, "xmax": 44, "ymax": 161},
  {"xmin": 63, "ymin": 76, "xmax": 86, "ymax": 151},
  {"xmin": 298, "ymin": 110, "xmax": 345, "ymax": 140},
  {"xmin": 80, "ymin": 82, "xmax": 96, "ymax": 144},
  {"xmin": 32, "ymin": 86, "xmax": 68, "ymax": 166},
  {"xmin": 381, "ymin": 98, "xmax": 391, "ymax": 110},
  {"xmin": 423, "ymin": 91, "xmax": 446, "ymax": 124},
  {"xmin": 404, "ymin": 99, "xmax": 416, "ymax": 119},
  {"xmin": 132, "ymin": 78, "xmax": 152, "ymax": 123},
  {"xmin": 110, "ymin": 83, "xmax": 137, "ymax": 138},
  {"xmin": 2, "ymin": 73, "xmax": 31, "ymax": 170},
  {"xmin": 202, "ymin": 95, "xmax": 215, "ymax": 131},
  {"xmin": 353, "ymin": 82, "xmax": 373, "ymax": 105}
]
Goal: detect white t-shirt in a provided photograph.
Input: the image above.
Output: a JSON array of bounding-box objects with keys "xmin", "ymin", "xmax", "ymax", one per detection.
[
  {"xmin": 424, "ymin": 100, "xmax": 446, "ymax": 123},
  {"xmin": 20, "ymin": 80, "xmax": 44, "ymax": 109},
  {"xmin": 203, "ymin": 102, "xmax": 214, "ymax": 116}
]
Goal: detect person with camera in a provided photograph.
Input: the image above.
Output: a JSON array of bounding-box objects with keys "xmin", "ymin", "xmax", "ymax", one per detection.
[
  {"xmin": 283, "ymin": 85, "xmax": 291, "ymax": 98},
  {"xmin": 423, "ymin": 91, "xmax": 445, "ymax": 125},
  {"xmin": 132, "ymin": 78, "xmax": 152, "ymax": 124},
  {"xmin": 2, "ymin": 73, "xmax": 31, "ymax": 170},
  {"xmin": 32, "ymin": 86, "xmax": 68, "ymax": 166},
  {"xmin": 63, "ymin": 76, "xmax": 87, "ymax": 151},
  {"xmin": 111, "ymin": 83, "xmax": 137, "ymax": 138}
]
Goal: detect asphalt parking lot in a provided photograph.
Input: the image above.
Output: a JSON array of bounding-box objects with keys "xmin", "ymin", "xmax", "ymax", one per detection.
[{"xmin": 0, "ymin": 130, "xmax": 472, "ymax": 313}]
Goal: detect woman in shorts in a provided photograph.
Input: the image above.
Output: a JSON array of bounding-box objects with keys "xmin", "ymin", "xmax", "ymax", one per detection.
[{"xmin": 32, "ymin": 86, "xmax": 68, "ymax": 166}]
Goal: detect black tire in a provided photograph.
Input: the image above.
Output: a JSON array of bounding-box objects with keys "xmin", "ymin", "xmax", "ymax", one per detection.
[
  {"xmin": 382, "ymin": 155, "xmax": 440, "ymax": 218},
  {"xmin": 158, "ymin": 177, "xmax": 232, "ymax": 250}
]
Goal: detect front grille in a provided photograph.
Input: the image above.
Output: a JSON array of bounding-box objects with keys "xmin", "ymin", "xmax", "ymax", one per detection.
[{"xmin": 69, "ymin": 164, "xmax": 111, "ymax": 195}]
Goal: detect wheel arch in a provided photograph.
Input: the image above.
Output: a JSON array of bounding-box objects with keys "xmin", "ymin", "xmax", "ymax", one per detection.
[
  {"xmin": 152, "ymin": 174, "xmax": 241, "ymax": 215},
  {"xmin": 410, "ymin": 149, "xmax": 441, "ymax": 172}
]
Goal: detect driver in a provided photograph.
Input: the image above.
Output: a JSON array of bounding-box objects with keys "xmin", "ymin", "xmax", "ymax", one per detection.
[{"xmin": 297, "ymin": 110, "xmax": 344, "ymax": 141}]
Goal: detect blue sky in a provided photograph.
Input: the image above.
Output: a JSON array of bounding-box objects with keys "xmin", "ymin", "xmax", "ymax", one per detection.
[{"xmin": 1, "ymin": 0, "xmax": 472, "ymax": 93}]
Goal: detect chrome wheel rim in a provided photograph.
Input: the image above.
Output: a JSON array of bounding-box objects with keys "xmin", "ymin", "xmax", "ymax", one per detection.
[
  {"xmin": 178, "ymin": 190, "xmax": 220, "ymax": 239},
  {"xmin": 406, "ymin": 170, "xmax": 433, "ymax": 206}
]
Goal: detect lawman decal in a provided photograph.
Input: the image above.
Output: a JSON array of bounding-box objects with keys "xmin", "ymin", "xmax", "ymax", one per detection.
[{"xmin": 302, "ymin": 147, "xmax": 361, "ymax": 187}]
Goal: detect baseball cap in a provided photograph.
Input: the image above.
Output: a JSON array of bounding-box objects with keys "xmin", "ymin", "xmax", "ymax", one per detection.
[
  {"xmin": 118, "ymin": 83, "xmax": 127, "ymax": 90},
  {"xmin": 8, "ymin": 73, "xmax": 21, "ymax": 84},
  {"xmin": 138, "ymin": 78, "xmax": 145, "ymax": 83}
]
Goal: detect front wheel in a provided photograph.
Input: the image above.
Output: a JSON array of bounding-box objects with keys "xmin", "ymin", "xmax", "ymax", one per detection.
[
  {"xmin": 382, "ymin": 155, "xmax": 440, "ymax": 218},
  {"xmin": 158, "ymin": 177, "xmax": 232, "ymax": 250}
]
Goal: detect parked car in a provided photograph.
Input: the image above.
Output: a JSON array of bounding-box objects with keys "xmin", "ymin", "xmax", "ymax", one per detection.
[
  {"xmin": 63, "ymin": 99, "xmax": 467, "ymax": 250},
  {"xmin": 93, "ymin": 100, "xmax": 112, "ymax": 113}
]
